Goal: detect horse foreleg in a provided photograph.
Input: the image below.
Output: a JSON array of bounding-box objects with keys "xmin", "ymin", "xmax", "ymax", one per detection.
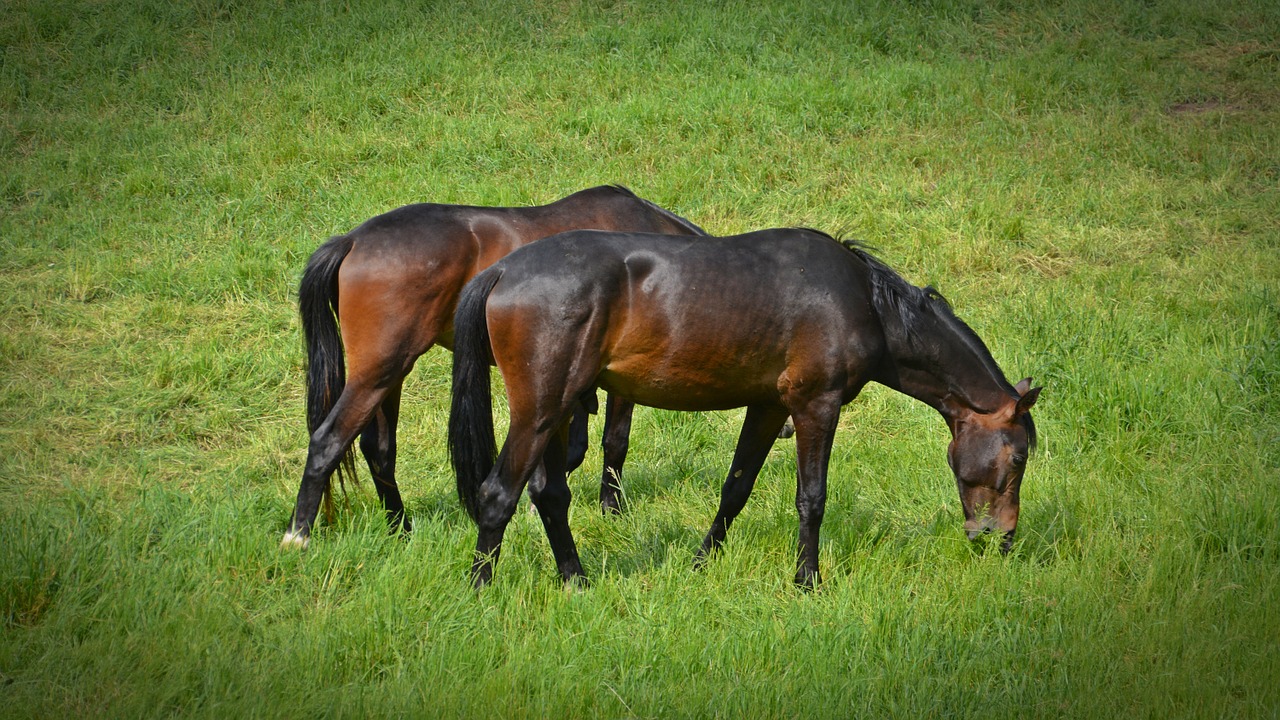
[
  {"xmin": 789, "ymin": 401, "xmax": 840, "ymax": 590},
  {"xmin": 599, "ymin": 394, "xmax": 634, "ymax": 515},
  {"xmin": 359, "ymin": 381, "xmax": 410, "ymax": 535},
  {"xmin": 695, "ymin": 405, "xmax": 790, "ymax": 568}
]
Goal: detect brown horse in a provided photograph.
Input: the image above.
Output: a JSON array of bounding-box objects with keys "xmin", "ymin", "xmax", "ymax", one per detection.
[
  {"xmin": 449, "ymin": 228, "xmax": 1040, "ymax": 588},
  {"xmin": 282, "ymin": 186, "xmax": 706, "ymax": 548}
]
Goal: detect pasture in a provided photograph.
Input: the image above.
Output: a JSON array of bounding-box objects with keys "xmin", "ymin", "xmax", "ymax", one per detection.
[{"xmin": 2, "ymin": 0, "xmax": 1277, "ymax": 717}]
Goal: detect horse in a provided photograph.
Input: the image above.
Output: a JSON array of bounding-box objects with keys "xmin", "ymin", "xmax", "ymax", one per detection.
[
  {"xmin": 282, "ymin": 186, "xmax": 707, "ymax": 549},
  {"xmin": 448, "ymin": 228, "xmax": 1040, "ymax": 589}
]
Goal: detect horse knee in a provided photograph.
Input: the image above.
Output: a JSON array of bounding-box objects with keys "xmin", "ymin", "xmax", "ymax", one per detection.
[{"xmin": 795, "ymin": 493, "xmax": 826, "ymax": 527}]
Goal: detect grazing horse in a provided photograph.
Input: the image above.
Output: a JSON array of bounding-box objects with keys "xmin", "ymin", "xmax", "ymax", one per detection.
[
  {"xmin": 449, "ymin": 228, "xmax": 1040, "ymax": 588},
  {"xmin": 282, "ymin": 186, "xmax": 706, "ymax": 548}
]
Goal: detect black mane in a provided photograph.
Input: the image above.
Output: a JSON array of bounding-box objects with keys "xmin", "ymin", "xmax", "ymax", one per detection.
[{"xmin": 809, "ymin": 232, "xmax": 1036, "ymax": 448}]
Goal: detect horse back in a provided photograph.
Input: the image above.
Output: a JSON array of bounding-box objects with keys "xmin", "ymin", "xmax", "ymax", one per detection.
[
  {"xmin": 486, "ymin": 229, "xmax": 886, "ymax": 412},
  {"xmin": 334, "ymin": 186, "xmax": 699, "ymax": 293}
]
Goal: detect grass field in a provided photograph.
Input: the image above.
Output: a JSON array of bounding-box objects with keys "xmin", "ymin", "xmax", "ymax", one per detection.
[{"xmin": 2, "ymin": 0, "xmax": 1278, "ymax": 716}]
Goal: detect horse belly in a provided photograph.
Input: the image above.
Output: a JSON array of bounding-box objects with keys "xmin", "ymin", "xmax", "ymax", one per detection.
[{"xmin": 598, "ymin": 350, "xmax": 780, "ymax": 412}]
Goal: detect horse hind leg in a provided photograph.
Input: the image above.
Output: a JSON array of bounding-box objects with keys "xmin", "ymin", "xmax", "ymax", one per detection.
[
  {"xmin": 284, "ymin": 380, "xmax": 392, "ymax": 547},
  {"xmin": 339, "ymin": 270, "xmax": 448, "ymax": 537},
  {"xmin": 472, "ymin": 415, "xmax": 587, "ymax": 587},
  {"xmin": 560, "ymin": 390, "xmax": 630, "ymax": 517},
  {"xmin": 564, "ymin": 391, "xmax": 598, "ymax": 476},
  {"xmin": 470, "ymin": 427, "xmax": 551, "ymax": 588},
  {"xmin": 473, "ymin": 371, "xmax": 594, "ymax": 587},
  {"xmin": 286, "ymin": 309, "xmax": 428, "ymax": 547},
  {"xmin": 358, "ymin": 380, "xmax": 411, "ymax": 534},
  {"xmin": 529, "ymin": 420, "xmax": 587, "ymax": 586},
  {"xmin": 599, "ymin": 394, "xmax": 634, "ymax": 515}
]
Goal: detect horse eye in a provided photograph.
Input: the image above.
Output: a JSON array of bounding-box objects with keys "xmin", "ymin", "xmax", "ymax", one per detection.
[{"xmin": 1011, "ymin": 454, "xmax": 1027, "ymax": 467}]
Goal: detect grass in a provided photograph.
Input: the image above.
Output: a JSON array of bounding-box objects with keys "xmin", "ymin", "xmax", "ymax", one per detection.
[{"xmin": 2, "ymin": 0, "xmax": 1278, "ymax": 716}]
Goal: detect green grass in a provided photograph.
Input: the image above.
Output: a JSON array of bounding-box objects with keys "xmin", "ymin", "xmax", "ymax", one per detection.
[{"xmin": 2, "ymin": 0, "xmax": 1278, "ymax": 716}]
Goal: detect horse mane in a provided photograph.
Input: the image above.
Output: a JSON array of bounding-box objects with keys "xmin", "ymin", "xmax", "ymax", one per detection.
[
  {"xmin": 606, "ymin": 184, "xmax": 709, "ymax": 236},
  {"xmin": 807, "ymin": 231, "xmax": 1038, "ymax": 448}
]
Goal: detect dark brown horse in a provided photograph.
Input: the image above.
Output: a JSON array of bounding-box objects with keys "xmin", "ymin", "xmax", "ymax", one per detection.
[
  {"xmin": 449, "ymin": 228, "xmax": 1040, "ymax": 588},
  {"xmin": 282, "ymin": 186, "xmax": 706, "ymax": 548}
]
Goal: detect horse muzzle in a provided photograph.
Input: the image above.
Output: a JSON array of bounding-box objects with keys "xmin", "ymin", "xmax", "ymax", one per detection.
[
  {"xmin": 964, "ymin": 517, "xmax": 1017, "ymax": 553},
  {"xmin": 964, "ymin": 515, "xmax": 1001, "ymax": 540}
]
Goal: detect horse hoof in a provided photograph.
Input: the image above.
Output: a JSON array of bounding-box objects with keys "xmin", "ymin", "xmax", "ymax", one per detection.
[{"xmin": 280, "ymin": 529, "xmax": 309, "ymax": 550}]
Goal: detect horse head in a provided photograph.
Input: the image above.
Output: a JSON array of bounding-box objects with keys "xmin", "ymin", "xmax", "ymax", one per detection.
[{"xmin": 945, "ymin": 378, "xmax": 1041, "ymax": 552}]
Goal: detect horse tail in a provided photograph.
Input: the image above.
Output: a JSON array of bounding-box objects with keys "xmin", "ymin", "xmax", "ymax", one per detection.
[
  {"xmin": 299, "ymin": 233, "xmax": 358, "ymax": 519},
  {"xmin": 448, "ymin": 266, "xmax": 503, "ymax": 524}
]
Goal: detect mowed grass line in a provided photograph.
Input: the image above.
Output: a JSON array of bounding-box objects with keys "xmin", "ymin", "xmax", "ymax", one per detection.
[{"xmin": 2, "ymin": 0, "xmax": 1278, "ymax": 717}]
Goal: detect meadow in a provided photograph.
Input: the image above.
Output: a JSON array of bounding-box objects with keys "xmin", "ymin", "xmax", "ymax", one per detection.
[{"xmin": 2, "ymin": 0, "xmax": 1278, "ymax": 716}]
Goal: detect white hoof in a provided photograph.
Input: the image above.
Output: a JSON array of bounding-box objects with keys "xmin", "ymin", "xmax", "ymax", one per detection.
[{"xmin": 280, "ymin": 529, "xmax": 309, "ymax": 550}]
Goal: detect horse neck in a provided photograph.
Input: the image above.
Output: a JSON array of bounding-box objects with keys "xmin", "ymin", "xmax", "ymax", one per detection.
[{"xmin": 878, "ymin": 308, "xmax": 1014, "ymax": 419}]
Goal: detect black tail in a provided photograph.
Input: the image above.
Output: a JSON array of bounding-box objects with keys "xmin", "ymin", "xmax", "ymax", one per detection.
[
  {"xmin": 448, "ymin": 266, "xmax": 504, "ymax": 524},
  {"xmin": 299, "ymin": 234, "xmax": 357, "ymax": 519}
]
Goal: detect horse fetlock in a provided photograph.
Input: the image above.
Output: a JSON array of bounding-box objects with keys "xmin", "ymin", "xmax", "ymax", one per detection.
[
  {"xmin": 600, "ymin": 469, "xmax": 624, "ymax": 514},
  {"xmin": 794, "ymin": 567, "xmax": 821, "ymax": 591},
  {"xmin": 600, "ymin": 493, "xmax": 622, "ymax": 516},
  {"xmin": 695, "ymin": 530, "xmax": 724, "ymax": 567},
  {"xmin": 562, "ymin": 571, "xmax": 590, "ymax": 592},
  {"xmin": 386, "ymin": 510, "xmax": 412, "ymax": 535},
  {"xmin": 470, "ymin": 563, "xmax": 493, "ymax": 590},
  {"xmin": 471, "ymin": 543, "xmax": 502, "ymax": 589},
  {"xmin": 280, "ymin": 528, "xmax": 310, "ymax": 550}
]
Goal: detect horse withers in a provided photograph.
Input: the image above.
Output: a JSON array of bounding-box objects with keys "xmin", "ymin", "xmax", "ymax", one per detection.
[
  {"xmin": 449, "ymin": 228, "xmax": 1040, "ymax": 588},
  {"xmin": 283, "ymin": 186, "xmax": 706, "ymax": 549}
]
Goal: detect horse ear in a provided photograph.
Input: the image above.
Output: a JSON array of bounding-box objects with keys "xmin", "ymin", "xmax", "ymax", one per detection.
[
  {"xmin": 1014, "ymin": 377, "xmax": 1033, "ymax": 395},
  {"xmin": 1015, "ymin": 385, "xmax": 1041, "ymax": 415}
]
